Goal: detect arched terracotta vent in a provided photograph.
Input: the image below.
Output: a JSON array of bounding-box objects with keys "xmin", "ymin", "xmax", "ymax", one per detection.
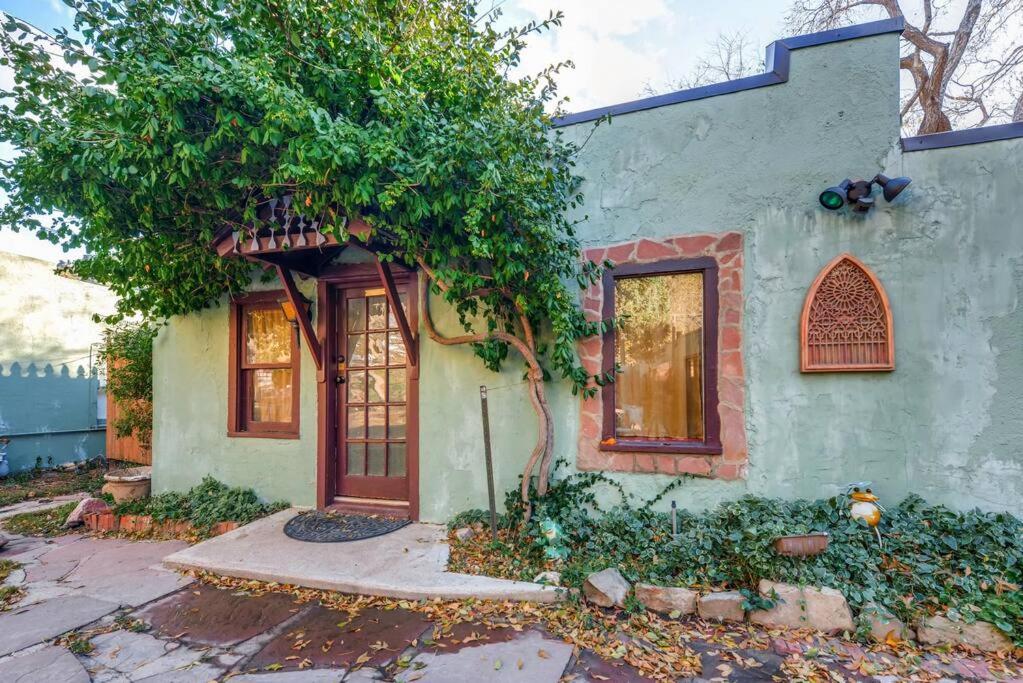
[{"xmin": 800, "ymin": 254, "xmax": 894, "ymax": 372}]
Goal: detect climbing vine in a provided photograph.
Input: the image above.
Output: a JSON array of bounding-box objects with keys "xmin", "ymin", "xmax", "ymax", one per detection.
[{"xmin": 0, "ymin": 0, "xmax": 612, "ymax": 504}]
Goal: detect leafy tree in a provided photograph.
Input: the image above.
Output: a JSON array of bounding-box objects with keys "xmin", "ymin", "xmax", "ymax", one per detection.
[
  {"xmin": 0, "ymin": 0, "xmax": 609, "ymax": 507},
  {"xmin": 100, "ymin": 321, "xmax": 156, "ymax": 452},
  {"xmin": 787, "ymin": 0, "xmax": 1023, "ymax": 134}
]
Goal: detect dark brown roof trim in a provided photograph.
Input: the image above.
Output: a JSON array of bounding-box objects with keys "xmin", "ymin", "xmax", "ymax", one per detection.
[
  {"xmin": 552, "ymin": 17, "xmax": 906, "ymax": 127},
  {"xmin": 901, "ymin": 122, "xmax": 1023, "ymax": 152}
]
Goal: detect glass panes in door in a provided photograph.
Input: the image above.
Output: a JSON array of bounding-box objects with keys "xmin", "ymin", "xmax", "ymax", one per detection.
[{"xmin": 342, "ymin": 289, "xmax": 409, "ymax": 482}]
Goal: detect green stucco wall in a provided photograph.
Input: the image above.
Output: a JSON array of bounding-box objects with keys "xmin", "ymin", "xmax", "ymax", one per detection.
[
  {"xmin": 151, "ymin": 277, "xmax": 319, "ymax": 506},
  {"xmin": 152, "ymin": 27, "xmax": 1023, "ymax": 521}
]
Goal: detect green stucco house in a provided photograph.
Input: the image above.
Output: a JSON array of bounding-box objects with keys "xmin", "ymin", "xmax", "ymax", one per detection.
[{"xmin": 151, "ymin": 18, "xmax": 1023, "ymax": 523}]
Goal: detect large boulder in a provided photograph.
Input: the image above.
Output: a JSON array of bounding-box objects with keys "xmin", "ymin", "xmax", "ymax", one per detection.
[
  {"xmin": 749, "ymin": 580, "xmax": 854, "ymax": 634},
  {"xmin": 697, "ymin": 591, "xmax": 746, "ymax": 623},
  {"xmin": 583, "ymin": 568, "xmax": 630, "ymax": 608},
  {"xmin": 634, "ymin": 583, "xmax": 698, "ymax": 616},
  {"xmin": 861, "ymin": 603, "xmax": 910, "ymax": 643},
  {"xmin": 63, "ymin": 497, "xmax": 112, "ymax": 529},
  {"xmin": 916, "ymin": 615, "xmax": 1013, "ymax": 652}
]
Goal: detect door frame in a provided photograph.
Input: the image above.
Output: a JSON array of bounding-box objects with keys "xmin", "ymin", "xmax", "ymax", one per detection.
[{"xmin": 315, "ymin": 263, "xmax": 420, "ymax": 519}]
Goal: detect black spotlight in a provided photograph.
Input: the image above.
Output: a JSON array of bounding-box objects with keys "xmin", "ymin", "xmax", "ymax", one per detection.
[
  {"xmin": 819, "ymin": 179, "xmax": 852, "ymax": 210},
  {"xmin": 872, "ymin": 174, "xmax": 912, "ymax": 202}
]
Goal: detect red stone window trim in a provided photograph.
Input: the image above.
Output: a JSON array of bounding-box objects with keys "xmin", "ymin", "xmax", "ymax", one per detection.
[
  {"xmin": 800, "ymin": 253, "xmax": 894, "ymax": 373},
  {"xmin": 578, "ymin": 233, "xmax": 747, "ymax": 480},
  {"xmin": 599, "ymin": 257, "xmax": 722, "ymax": 456},
  {"xmin": 227, "ymin": 290, "xmax": 301, "ymax": 439}
]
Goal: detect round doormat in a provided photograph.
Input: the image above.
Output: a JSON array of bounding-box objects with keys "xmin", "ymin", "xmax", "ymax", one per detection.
[{"xmin": 283, "ymin": 510, "xmax": 411, "ymax": 543}]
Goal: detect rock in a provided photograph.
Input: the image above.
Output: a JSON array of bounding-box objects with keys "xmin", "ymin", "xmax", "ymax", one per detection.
[
  {"xmin": 533, "ymin": 571, "xmax": 561, "ymax": 586},
  {"xmin": 0, "ymin": 533, "xmax": 8, "ymax": 549},
  {"xmin": 916, "ymin": 615, "xmax": 1013, "ymax": 652},
  {"xmin": 583, "ymin": 568, "xmax": 630, "ymax": 608},
  {"xmin": 453, "ymin": 527, "xmax": 474, "ymax": 542},
  {"xmin": 64, "ymin": 497, "xmax": 112, "ymax": 528},
  {"xmin": 748, "ymin": 580, "xmax": 854, "ymax": 634},
  {"xmin": 634, "ymin": 583, "xmax": 698, "ymax": 616},
  {"xmin": 862, "ymin": 603, "xmax": 910, "ymax": 643},
  {"xmin": 697, "ymin": 591, "xmax": 746, "ymax": 623}
]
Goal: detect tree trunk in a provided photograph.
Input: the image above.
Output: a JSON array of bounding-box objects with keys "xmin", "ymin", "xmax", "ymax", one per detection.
[{"xmin": 417, "ymin": 272, "xmax": 554, "ymax": 517}]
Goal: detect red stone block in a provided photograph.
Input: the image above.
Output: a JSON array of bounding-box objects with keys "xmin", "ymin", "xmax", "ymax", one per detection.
[
  {"xmin": 580, "ymin": 416, "xmax": 601, "ymax": 440},
  {"xmin": 605, "ymin": 452, "xmax": 635, "ymax": 471},
  {"xmin": 720, "ymin": 349, "xmax": 744, "ymax": 379},
  {"xmin": 676, "ymin": 457, "xmax": 712, "ymax": 476},
  {"xmin": 718, "ymin": 379, "xmax": 744, "ymax": 410},
  {"xmin": 584, "ymin": 247, "xmax": 607, "ymax": 262},
  {"xmin": 654, "ymin": 454, "xmax": 678, "ymax": 474},
  {"xmin": 670, "ymin": 234, "xmax": 717, "ymax": 255},
  {"xmin": 635, "ymin": 239, "xmax": 677, "ymax": 262},
  {"xmin": 634, "ymin": 454, "xmax": 656, "ymax": 472},
  {"xmin": 717, "ymin": 232, "xmax": 742, "ymax": 252},
  {"xmin": 604, "ymin": 242, "xmax": 637, "ymax": 263},
  {"xmin": 713, "ymin": 462, "xmax": 746, "ymax": 480},
  {"xmin": 722, "ymin": 307, "xmax": 741, "ymax": 326},
  {"xmin": 720, "ymin": 325, "xmax": 742, "ymax": 352}
]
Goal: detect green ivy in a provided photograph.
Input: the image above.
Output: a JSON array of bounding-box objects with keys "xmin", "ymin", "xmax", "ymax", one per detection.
[
  {"xmin": 457, "ymin": 467, "xmax": 1023, "ymax": 643},
  {"xmin": 113, "ymin": 476, "xmax": 287, "ymax": 532},
  {"xmin": 0, "ymin": 0, "xmax": 607, "ymax": 397}
]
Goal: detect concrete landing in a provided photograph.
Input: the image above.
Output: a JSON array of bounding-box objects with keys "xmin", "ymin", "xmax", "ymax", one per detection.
[{"xmin": 163, "ymin": 509, "xmax": 561, "ymax": 603}]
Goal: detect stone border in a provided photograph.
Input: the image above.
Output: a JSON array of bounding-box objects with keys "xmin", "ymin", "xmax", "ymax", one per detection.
[{"xmin": 578, "ymin": 232, "xmax": 747, "ymax": 479}]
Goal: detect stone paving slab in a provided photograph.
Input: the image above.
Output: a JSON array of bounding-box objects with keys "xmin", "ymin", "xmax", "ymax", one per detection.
[
  {"xmin": 137, "ymin": 584, "xmax": 305, "ymax": 647},
  {"xmin": 0, "ymin": 493, "xmax": 88, "ymax": 520},
  {"xmin": 395, "ymin": 629, "xmax": 574, "ymax": 683},
  {"xmin": 81, "ymin": 629, "xmax": 239, "ymax": 682},
  {"xmin": 231, "ymin": 670, "xmax": 346, "ymax": 682},
  {"xmin": 0, "ymin": 644, "xmax": 92, "ymax": 682},
  {"xmin": 247, "ymin": 605, "xmax": 432, "ymax": 671},
  {"xmin": 567, "ymin": 649, "xmax": 655, "ymax": 682},
  {"xmin": 165, "ymin": 510, "xmax": 561, "ymax": 602},
  {"xmin": 0, "ymin": 593, "xmax": 120, "ymax": 656},
  {"xmin": 71, "ymin": 567, "xmax": 193, "ymax": 608}
]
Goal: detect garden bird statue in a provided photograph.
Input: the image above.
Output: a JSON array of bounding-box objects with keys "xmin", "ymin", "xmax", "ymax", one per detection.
[{"xmin": 847, "ymin": 483, "xmax": 885, "ymax": 549}]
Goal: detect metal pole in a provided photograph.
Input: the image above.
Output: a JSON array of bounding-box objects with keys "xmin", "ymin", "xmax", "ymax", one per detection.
[{"xmin": 479, "ymin": 385, "xmax": 498, "ymax": 541}]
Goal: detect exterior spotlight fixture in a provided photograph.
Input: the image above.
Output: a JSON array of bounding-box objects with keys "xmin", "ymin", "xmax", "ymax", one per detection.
[
  {"xmin": 872, "ymin": 174, "xmax": 912, "ymax": 202},
  {"xmin": 819, "ymin": 174, "xmax": 912, "ymax": 212},
  {"xmin": 819, "ymin": 179, "xmax": 851, "ymax": 210}
]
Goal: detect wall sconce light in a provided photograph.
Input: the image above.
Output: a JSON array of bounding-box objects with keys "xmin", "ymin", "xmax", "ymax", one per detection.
[
  {"xmin": 278, "ymin": 294, "xmax": 310, "ymax": 329},
  {"xmin": 819, "ymin": 174, "xmax": 911, "ymax": 212}
]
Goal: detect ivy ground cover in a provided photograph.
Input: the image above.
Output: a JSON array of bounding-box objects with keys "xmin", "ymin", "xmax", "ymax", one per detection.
[{"xmin": 448, "ymin": 471, "xmax": 1023, "ymax": 646}]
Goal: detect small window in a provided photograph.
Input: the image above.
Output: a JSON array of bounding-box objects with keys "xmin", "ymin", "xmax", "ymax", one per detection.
[
  {"xmin": 601, "ymin": 258, "xmax": 721, "ymax": 454},
  {"xmin": 228, "ymin": 292, "xmax": 300, "ymax": 437}
]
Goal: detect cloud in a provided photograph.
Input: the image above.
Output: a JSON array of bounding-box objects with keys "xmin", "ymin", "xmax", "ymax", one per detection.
[{"xmin": 508, "ymin": 0, "xmax": 674, "ymax": 111}]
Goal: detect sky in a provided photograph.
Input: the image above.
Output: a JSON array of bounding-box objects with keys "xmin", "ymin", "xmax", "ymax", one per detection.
[{"xmin": 0, "ymin": 0, "xmax": 813, "ymax": 262}]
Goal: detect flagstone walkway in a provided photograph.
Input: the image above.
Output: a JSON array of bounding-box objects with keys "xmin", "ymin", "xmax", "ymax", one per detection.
[{"xmin": 0, "ymin": 529, "xmax": 1018, "ymax": 681}]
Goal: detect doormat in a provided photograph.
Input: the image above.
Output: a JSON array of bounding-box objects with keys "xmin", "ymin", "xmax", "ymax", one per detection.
[{"xmin": 283, "ymin": 511, "xmax": 411, "ymax": 543}]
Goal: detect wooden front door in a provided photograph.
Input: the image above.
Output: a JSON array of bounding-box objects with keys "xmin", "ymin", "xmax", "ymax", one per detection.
[{"xmin": 336, "ymin": 284, "xmax": 412, "ymax": 501}]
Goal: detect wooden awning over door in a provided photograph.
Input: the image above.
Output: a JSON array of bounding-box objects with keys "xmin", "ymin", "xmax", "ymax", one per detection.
[{"xmin": 210, "ymin": 206, "xmax": 417, "ymax": 377}]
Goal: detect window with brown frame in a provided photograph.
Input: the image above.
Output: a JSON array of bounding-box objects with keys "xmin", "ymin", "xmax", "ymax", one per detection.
[
  {"xmin": 600, "ymin": 257, "xmax": 721, "ymax": 455},
  {"xmin": 228, "ymin": 292, "xmax": 300, "ymax": 438}
]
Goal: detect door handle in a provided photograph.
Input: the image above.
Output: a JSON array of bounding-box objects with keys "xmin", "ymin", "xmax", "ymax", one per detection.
[{"xmin": 335, "ymin": 355, "xmax": 346, "ymax": 384}]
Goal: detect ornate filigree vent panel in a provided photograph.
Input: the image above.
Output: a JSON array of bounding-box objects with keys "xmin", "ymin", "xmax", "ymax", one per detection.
[{"xmin": 800, "ymin": 254, "xmax": 894, "ymax": 372}]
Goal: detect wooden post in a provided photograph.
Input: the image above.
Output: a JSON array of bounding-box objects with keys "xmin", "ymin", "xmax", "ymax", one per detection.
[
  {"xmin": 374, "ymin": 258, "xmax": 418, "ymax": 367},
  {"xmin": 480, "ymin": 385, "xmax": 498, "ymax": 541},
  {"xmin": 275, "ymin": 265, "xmax": 323, "ymax": 372}
]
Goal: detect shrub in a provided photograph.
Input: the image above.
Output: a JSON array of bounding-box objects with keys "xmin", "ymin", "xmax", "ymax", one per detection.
[
  {"xmin": 453, "ymin": 464, "xmax": 1023, "ymax": 644},
  {"xmin": 113, "ymin": 477, "xmax": 287, "ymax": 532}
]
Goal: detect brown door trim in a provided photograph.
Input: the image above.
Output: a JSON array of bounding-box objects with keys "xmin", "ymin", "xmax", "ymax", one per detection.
[{"xmin": 315, "ymin": 264, "xmax": 419, "ymax": 520}]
